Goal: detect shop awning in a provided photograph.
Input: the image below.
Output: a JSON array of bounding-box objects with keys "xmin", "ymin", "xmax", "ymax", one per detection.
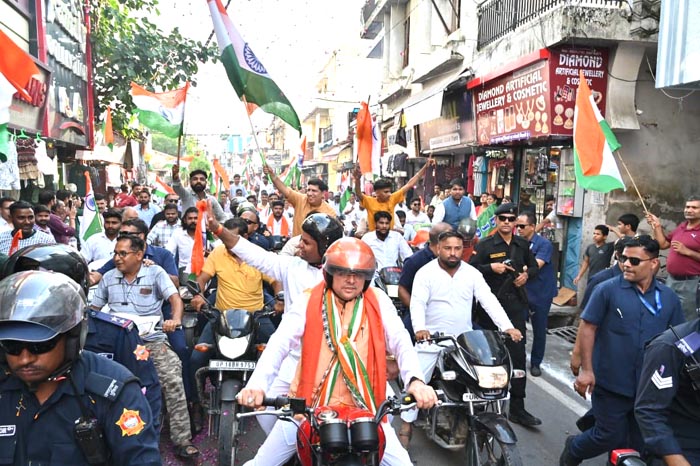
[{"xmin": 400, "ymin": 67, "xmax": 473, "ymax": 127}]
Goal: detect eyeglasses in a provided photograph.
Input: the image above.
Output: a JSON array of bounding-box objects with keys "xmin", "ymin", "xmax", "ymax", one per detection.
[
  {"xmin": 113, "ymin": 250, "xmax": 137, "ymax": 258},
  {"xmin": 0, "ymin": 335, "xmax": 61, "ymax": 356},
  {"xmin": 515, "ymin": 224, "xmax": 531, "ymax": 229},
  {"xmin": 118, "ymin": 231, "xmax": 143, "ymax": 238},
  {"xmin": 167, "ymin": 198, "xmax": 180, "ymax": 203},
  {"xmin": 619, "ymin": 255, "xmax": 653, "ymax": 266},
  {"xmin": 498, "ymin": 215, "xmax": 517, "ymax": 222},
  {"xmin": 243, "ymin": 219, "xmax": 258, "ymax": 225}
]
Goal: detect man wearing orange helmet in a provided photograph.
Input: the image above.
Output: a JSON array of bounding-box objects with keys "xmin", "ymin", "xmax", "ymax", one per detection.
[{"xmin": 236, "ymin": 237, "xmax": 438, "ymax": 465}]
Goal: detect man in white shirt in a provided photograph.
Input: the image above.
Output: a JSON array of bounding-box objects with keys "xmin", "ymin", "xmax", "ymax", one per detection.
[
  {"xmin": 81, "ymin": 209, "xmax": 122, "ymax": 266},
  {"xmin": 361, "ymin": 211, "xmax": 413, "ymax": 271},
  {"xmin": 399, "ymin": 229, "xmax": 522, "ymax": 446},
  {"xmin": 342, "ymin": 193, "xmax": 361, "ymax": 235},
  {"xmin": 165, "ymin": 207, "xmax": 199, "ymax": 273},
  {"xmin": 405, "ymin": 198, "xmax": 431, "ymax": 227},
  {"xmin": 147, "ymin": 203, "xmax": 181, "ymax": 247},
  {"xmin": 229, "ymin": 174, "xmax": 248, "ymax": 199},
  {"xmin": 265, "ymin": 200, "xmax": 291, "ymax": 237},
  {"xmin": 0, "ymin": 197, "xmax": 14, "ymax": 233}
]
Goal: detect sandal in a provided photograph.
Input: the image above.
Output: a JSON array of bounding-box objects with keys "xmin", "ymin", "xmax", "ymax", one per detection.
[
  {"xmin": 398, "ymin": 423, "xmax": 412, "ymax": 449},
  {"xmin": 176, "ymin": 443, "xmax": 200, "ymax": 459}
]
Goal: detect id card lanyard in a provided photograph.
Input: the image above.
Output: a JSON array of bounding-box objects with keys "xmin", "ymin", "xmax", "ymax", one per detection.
[{"xmin": 635, "ymin": 288, "xmax": 662, "ymax": 316}]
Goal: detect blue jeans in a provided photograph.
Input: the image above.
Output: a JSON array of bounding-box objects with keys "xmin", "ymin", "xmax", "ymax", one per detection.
[
  {"xmin": 528, "ymin": 302, "xmax": 550, "ymax": 367},
  {"xmin": 570, "ymin": 386, "xmax": 643, "ymax": 460},
  {"xmin": 163, "ymin": 305, "xmax": 193, "ymax": 400}
]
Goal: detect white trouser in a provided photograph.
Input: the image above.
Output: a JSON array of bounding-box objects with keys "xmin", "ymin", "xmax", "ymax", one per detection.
[
  {"xmin": 400, "ymin": 343, "xmax": 442, "ymax": 423},
  {"xmin": 244, "ymin": 418, "xmax": 412, "ymax": 466},
  {"xmin": 256, "ymin": 353, "xmax": 299, "ymax": 434}
]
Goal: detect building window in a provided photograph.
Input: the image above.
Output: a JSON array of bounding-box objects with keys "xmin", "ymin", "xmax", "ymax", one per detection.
[
  {"xmin": 433, "ymin": 0, "xmax": 461, "ymax": 36},
  {"xmin": 402, "ymin": 16, "xmax": 410, "ymax": 69}
]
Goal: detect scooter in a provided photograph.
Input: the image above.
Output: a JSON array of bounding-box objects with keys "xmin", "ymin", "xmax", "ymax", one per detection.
[
  {"xmin": 415, "ymin": 330, "xmax": 525, "ymax": 466},
  {"xmin": 238, "ymin": 394, "xmax": 419, "ymax": 466},
  {"xmin": 186, "ymin": 280, "xmax": 275, "ymax": 466}
]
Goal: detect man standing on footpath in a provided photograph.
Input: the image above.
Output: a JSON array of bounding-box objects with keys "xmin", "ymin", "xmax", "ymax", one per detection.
[
  {"xmin": 516, "ymin": 212, "xmax": 558, "ymax": 377},
  {"xmin": 647, "ymin": 195, "xmax": 700, "ymax": 321},
  {"xmin": 470, "ymin": 203, "xmax": 541, "ymax": 426},
  {"xmin": 559, "ymin": 236, "xmax": 685, "ymax": 466}
]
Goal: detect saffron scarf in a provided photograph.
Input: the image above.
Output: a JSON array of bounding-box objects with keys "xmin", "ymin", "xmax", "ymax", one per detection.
[
  {"xmin": 9, "ymin": 229, "xmax": 22, "ymax": 255},
  {"xmin": 298, "ymin": 282, "xmax": 386, "ymax": 414},
  {"xmin": 190, "ymin": 199, "xmax": 208, "ymax": 275},
  {"xmin": 266, "ymin": 215, "xmax": 289, "ymax": 237}
]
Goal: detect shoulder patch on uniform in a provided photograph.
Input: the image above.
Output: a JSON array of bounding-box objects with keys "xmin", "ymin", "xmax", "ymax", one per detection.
[
  {"xmin": 651, "ymin": 366, "xmax": 673, "ymax": 390},
  {"xmin": 489, "ymin": 252, "xmax": 507, "ymax": 259},
  {"xmin": 89, "ymin": 310, "xmax": 135, "ymax": 331},
  {"xmin": 115, "ymin": 408, "xmax": 146, "ymax": 436},
  {"xmin": 85, "ymin": 372, "xmax": 125, "ymax": 401}
]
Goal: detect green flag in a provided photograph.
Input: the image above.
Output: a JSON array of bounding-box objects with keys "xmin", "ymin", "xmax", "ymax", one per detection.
[{"xmin": 475, "ymin": 203, "xmax": 497, "ymax": 239}]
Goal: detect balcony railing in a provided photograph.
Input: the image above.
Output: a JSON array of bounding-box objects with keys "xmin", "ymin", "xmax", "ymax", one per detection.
[{"xmin": 477, "ymin": 0, "xmax": 623, "ymax": 49}]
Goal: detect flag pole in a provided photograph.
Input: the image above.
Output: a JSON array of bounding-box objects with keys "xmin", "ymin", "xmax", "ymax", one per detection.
[
  {"xmin": 614, "ymin": 149, "xmax": 649, "ymax": 214},
  {"xmin": 176, "ymin": 134, "xmax": 182, "ymax": 166},
  {"xmin": 242, "ymin": 96, "xmax": 273, "ymax": 184}
]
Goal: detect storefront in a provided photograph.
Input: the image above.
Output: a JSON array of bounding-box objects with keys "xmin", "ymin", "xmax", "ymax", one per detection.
[{"xmin": 468, "ymin": 46, "xmax": 610, "ymax": 287}]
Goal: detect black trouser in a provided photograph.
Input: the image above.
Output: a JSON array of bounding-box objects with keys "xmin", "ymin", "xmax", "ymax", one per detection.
[{"xmin": 477, "ymin": 293, "xmax": 527, "ymax": 403}]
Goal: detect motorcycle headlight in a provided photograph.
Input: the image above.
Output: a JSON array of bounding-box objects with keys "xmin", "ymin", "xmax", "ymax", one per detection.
[
  {"xmin": 473, "ymin": 365, "xmax": 509, "ymax": 389},
  {"xmin": 218, "ymin": 334, "xmax": 251, "ymax": 360}
]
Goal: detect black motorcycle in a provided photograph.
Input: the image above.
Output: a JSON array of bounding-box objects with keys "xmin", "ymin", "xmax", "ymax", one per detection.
[
  {"xmin": 415, "ymin": 330, "xmax": 525, "ymax": 466},
  {"xmin": 187, "ymin": 281, "xmax": 275, "ymax": 466},
  {"xmin": 374, "ymin": 266, "xmax": 403, "ymax": 311}
]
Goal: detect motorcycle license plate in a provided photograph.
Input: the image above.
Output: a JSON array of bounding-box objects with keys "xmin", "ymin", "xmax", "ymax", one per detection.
[
  {"xmin": 209, "ymin": 360, "xmax": 256, "ymax": 371},
  {"xmin": 462, "ymin": 392, "xmax": 509, "ymax": 402}
]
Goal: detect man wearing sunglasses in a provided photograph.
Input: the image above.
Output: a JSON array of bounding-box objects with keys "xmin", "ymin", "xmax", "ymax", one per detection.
[
  {"xmin": 470, "ymin": 203, "xmax": 541, "ymax": 426},
  {"xmin": 0, "ymin": 271, "xmax": 161, "ymax": 464},
  {"xmin": 560, "ymin": 236, "xmax": 685, "ymax": 466}
]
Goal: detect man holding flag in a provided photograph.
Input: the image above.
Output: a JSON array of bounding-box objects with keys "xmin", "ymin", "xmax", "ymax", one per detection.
[{"xmin": 172, "ymin": 166, "xmax": 227, "ymax": 222}]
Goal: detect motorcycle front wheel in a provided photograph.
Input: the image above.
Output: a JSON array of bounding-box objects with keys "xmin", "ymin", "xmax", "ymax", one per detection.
[
  {"xmin": 218, "ymin": 400, "xmax": 239, "ymax": 466},
  {"xmin": 465, "ymin": 430, "xmax": 523, "ymax": 466}
]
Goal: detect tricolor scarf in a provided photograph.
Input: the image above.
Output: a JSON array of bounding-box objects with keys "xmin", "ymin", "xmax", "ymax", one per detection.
[
  {"xmin": 190, "ymin": 199, "xmax": 208, "ymax": 275},
  {"xmin": 9, "ymin": 229, "xmax": 22, "ymax": 255},
  {"xmin": 298, "ymin": 283, "xmax": 386, "ymax": 414},
  {"xmin": 266, "ymin": 215, "xmax": 289, "ymax": 237}
]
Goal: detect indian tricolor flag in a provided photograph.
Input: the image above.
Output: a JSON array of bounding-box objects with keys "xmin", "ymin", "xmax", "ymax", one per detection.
[
  {"xmin": 356, "ymin": 101, "xmax": 381, "ymax": 177},
  {"xmin": 130, "ymin": 82, "xmax": 189, "ymax": 139},
  {"xmin": 573, "ymin": 71, "xmax": 625, "ymax": 193},
  {"xmin": 154, "ymin": 175, "xmax": 175, "ymax": 198},
  {"xmin": 206, "ymin": 0, "xmax": 301, "ymax": 134},
  {"xmin": 79, "ymin": 172, "xmax": 103, "ymax": 243},
  {"xmin": 0, "ymin": 29, "xmax": 40, "ymax": 162}
]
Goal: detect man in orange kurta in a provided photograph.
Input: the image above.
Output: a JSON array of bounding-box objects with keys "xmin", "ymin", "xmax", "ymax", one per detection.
[{"xmin": 238, "ymin": 238, "xmax": 437, "ymax": 466}]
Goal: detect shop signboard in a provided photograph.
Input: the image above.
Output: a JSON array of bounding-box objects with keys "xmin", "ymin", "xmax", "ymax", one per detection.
[
  {"xmin": 418, "ymin": 90, "xmax": 475, "ymax": 152},
  {"xmin": 472, "ymin": 47, "xmax": 608, "ymax": 145},
  {"xmin": 9, "ymin": 61, "xmax": 51, "ymax": 133},
  {"xmin": 45, "ymin": 0, "xmax": 91, "ymax": 147}
]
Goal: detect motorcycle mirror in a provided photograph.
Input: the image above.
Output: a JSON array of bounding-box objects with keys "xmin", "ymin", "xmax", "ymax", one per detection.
[
  {"xmin": 512, "ymin": 369, "xmax": 526, "ymax": 379},
  {"xmin": 186, "ymin": 279, "xmax": 201, "ymax": 295}
]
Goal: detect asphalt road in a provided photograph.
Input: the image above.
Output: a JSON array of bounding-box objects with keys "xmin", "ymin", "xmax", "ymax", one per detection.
[{"xmin": 158, "ymin": 326, "xmax": 611, "ymax": 465}]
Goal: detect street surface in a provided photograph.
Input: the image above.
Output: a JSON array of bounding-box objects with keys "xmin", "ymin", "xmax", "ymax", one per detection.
[{"xmin": 159, "ymin": 323, "xmax": 610, "ymax": 465}]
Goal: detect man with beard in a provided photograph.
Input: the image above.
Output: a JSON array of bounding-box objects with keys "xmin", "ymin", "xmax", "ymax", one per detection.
[
  {"xmin": 37, "ymin": 189, "xmax": 76, "ymax": 245},
  {"xmin": 81, "ymin": 209, "xmax": 122, "ymax": 266},
  {"xmin": 361, "ymin": 211, "xmax": 413, "ymax": 271},
  {"xmin": 95, "ymin": 193, "xmax": 108, "ymax": 213},
  {"xmin": 258, "ymin": 190, "xmax": 271, "ymax": 223},
  {"xmin": 470, "ymin": 203, "xmax": 541, "ymax": 426},
  {"xmin": 149, "ymin": 193, "xmax": 180, "ymax": 229},
  {"xmin": 172, "ymin": 166, "xmax": 227, "ymax": 222},
  {"xmin": 135, "ymin": 188, "xmax": 160, "ymax": 226},
  {"xmin": 33, "ymin": 204, "xmax": 52, "ymax": 235},
  {"xmin": 147, "ymin": 203, "xmax": 180, "ymax": 247},
  {"xmin": 166, "ymin": 207, "xmax": 200, "ymax": 274},
  {"xmin": 266, "ymin": 200, "xmax": 290, "ymax": 237},
  {"xmin": 396, "ymin": 230, "xmax": 521, "ymax": 447},
  {"xmin": 0, "ymin": 201, "xmax": 54, "ymax": 254},
  {"xmin": 431, "ymin": 178, "xmax": 477, "ymax": 229}
]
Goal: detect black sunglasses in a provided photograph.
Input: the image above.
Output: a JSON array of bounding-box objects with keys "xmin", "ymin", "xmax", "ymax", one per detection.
[
  {"xmin": 0, "ymin": 335, "xmax": 61, "ymax": 356},
  {"xmin": 515, "ymin": 224, "xmax": 531, "ymax": 229},
  {"xmin": 619, "ymin": 254, "xmax": 653, "ymax": 266},
  {"xmin": 498, "ymin": 215, "xmax": 517, "ymax": 222},
  {"xmin": 118, "ymin": 231, "xmax": 143, "ymax": 238},
  {"xmin": 243, "ymin": 219, "xmax": 258, "ymax": 225}
]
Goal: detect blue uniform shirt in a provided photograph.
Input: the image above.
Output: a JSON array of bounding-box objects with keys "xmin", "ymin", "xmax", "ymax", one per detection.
[
  {"xmin": 0, "ymin": 351, "xmax": 161, "ymax": 465},
  {"xmin": 398, "ymin": 244, "xmax": 435, "ymax": 293},
  {"xmin": 580, "ymin": 265, "xmax": 623, "ymax": 309},
  {"xmin": 581, "ymin": 275, "xmax": 685, "ymax": 397},
  {"xmin": 85, "ymin": 310, "xmax": 162, "ymax": 429},
  {"xmin": 525, "ymin": 234, "xmax": 558, "ymax": 308}
]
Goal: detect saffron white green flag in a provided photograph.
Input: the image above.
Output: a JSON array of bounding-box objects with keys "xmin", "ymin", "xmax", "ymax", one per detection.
[
  {"xmin": 130, "ymin": 82, "xmax": 190, "ymax": 139},
  {"xmin": 206, "ymin": 0, "xmax": 301, "ymax": 134},
  {"xmin": 79, "ymin": 171, "xmax": 103, "ymax": 243}
]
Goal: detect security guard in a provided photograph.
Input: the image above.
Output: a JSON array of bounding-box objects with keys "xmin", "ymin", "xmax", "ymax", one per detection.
[
  {"xmin": 0, "ymin": 243, "xmax": 163, "ymax": 429},
  {"xmin": 470, "ymin": 202, "xmax": 541, "ymax": 426},
  {"xmin": 0, "ymin": 271, "xmax": 161, "ymax": 465},
  {"xmin": 635, "ymin": 317, "xmax": 700, "ymax": 465}
]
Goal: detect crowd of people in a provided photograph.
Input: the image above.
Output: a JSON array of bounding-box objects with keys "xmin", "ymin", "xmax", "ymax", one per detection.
[{"xmin": 0, "ymin": 162, "xmax": 698, "ymax": 465}]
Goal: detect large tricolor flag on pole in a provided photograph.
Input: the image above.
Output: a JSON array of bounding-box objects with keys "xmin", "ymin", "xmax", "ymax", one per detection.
[
  {"xmin": 356, "ymin": 101, "xmax": 381, "ymax": 177},
  {"xmin": 0, "ymin": 29, "xmax": 40, "ymax": 162},
  {"xmin": 79, "ymin": 172, "xmax": 103, "ymax": 243},
  {"xmin": 130, "ymin": 82, "xmax": 190, "ymax": 139},
  {"xmin": 207, "ymin": 0, "xmax": 301, "ymax": 134},
  {"xmin": 573, "ymin": 71, "xmax": 625, "ymax": 193},
  {"xmin": 153, "ymin": 175, "xmax": 175, "ymax": 198}
]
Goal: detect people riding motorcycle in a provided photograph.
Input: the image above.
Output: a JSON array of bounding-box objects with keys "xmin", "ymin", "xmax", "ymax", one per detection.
[
  {"xmin": 237, "ymin": 237, "xmax": 438, "ymax": 465},
  {"xmin": 206, "ymin": 205, "xmax": 344, "ymax": 433},
  {"xmin": 0, "ymin": 271, "xmax": 161, "ymax": 465},
  {"xmin": 0, "ymin": 243, "xmax": 163, "ymax": 431}
]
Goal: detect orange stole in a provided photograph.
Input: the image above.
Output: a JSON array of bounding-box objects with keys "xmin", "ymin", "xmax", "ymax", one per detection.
[
  {"xmin": 297, "ymin": 283, "xmax": 387, "ymax": 409},
  {"xmin": 267, "ymin": 215, "xmax": 289, "ymax": 237}
]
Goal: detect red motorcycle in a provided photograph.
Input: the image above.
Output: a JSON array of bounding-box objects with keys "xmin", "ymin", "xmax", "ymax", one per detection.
[{"xmin": 238, "ymin": 395, "xmax": 416, "ymax": 465}]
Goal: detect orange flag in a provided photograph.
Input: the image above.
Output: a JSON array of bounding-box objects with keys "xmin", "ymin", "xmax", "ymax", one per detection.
[
  {"xmin": 104, "ymin": 107, "xmax": 114, "ymax": 149},
  {"xmin": 190, "ymin": 200, "xmax": 208, "ymax": 275},
  {"xmin": 212, "ymin": 159, "xmax": 230, "ymax": 189},
  {"xmin": 0, "ymin": 29, "xmax": 40, "ymax": 100},
  {"xmin": 9, "ymin": 229, "xmax": 23, "ymax": 256},
  {"xmin": 356, "ymin": 101, "xmax": 373, "ymax": 175}
]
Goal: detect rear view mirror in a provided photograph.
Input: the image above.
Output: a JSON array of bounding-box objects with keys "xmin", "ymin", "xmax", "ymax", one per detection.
[{"xmin": 187, "ymin": 280, "xmax": 201, "ymax": 296}]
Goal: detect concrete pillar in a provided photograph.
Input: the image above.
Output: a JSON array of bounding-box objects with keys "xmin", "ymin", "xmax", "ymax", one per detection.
[{"xmin": 383, "ymin": 10, "xmax": 391, "ymax": 75}]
